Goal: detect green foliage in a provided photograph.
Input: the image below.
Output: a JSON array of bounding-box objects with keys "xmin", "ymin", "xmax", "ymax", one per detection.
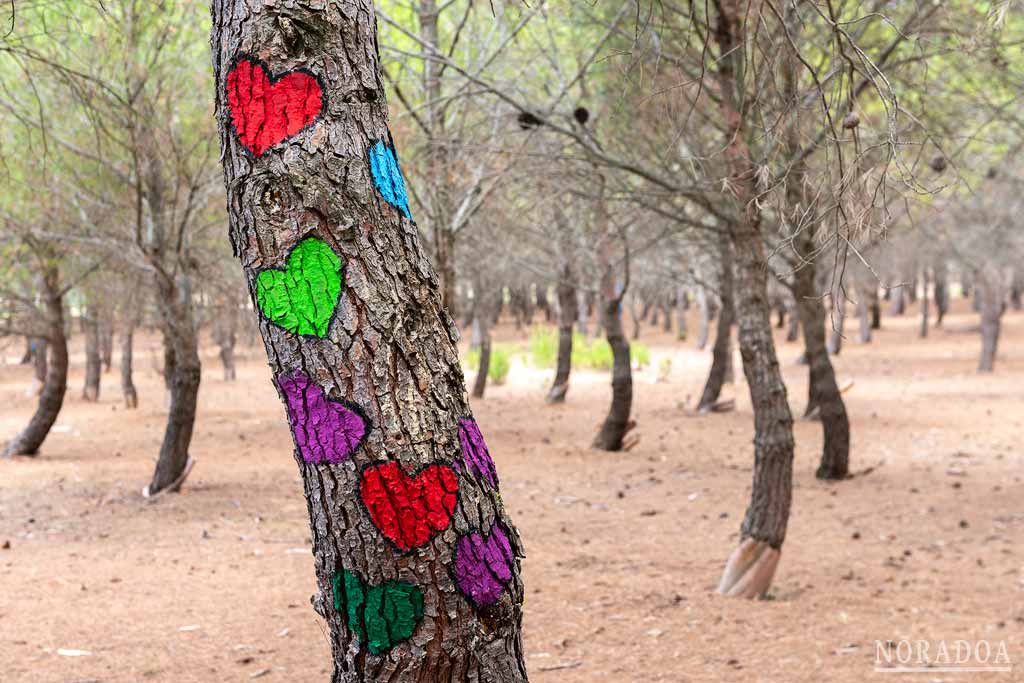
[
  {"xmin": 528, "ymin": 327, "xmax": 649, "ymax": 371},
  {"xmin": 463, "ymin": 344, "xmax": 512, "ymax": 385}
]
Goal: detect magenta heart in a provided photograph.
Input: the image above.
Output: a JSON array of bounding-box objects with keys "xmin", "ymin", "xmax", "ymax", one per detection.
[
  {"xmin": 278, "ymin": 373, "xmax": 369, "ymax": 464},
  {"xmin": 454, "ymin": 521, "xmax": 513, "ymax": 606}
]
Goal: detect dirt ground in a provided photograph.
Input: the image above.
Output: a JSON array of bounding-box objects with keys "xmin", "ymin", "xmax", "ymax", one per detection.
[{"xmin": 1, "ymin": 300, "xmax": 1022, "ymax": 683}]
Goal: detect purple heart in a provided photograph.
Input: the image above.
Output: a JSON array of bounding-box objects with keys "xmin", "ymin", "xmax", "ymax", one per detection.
[
  {"xmin": 454, "ymin": 521, "xmax": 513, "ymax": 606},
  {"xmin": 458, "ymin": 418, "xmax": 498, "ymax": 487},
  {"xmin": 277, "ymin": 373, "xmax": 368, "ymax": 464}
]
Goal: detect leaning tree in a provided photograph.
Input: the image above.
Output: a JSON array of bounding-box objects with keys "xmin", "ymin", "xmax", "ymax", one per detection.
[{"xmin": 209, "ymin": 1, "xmax": 528, "ymax": 680}]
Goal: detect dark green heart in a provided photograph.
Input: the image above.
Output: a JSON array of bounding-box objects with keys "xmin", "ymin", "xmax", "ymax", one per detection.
[
  {"xmin": 333, "ymin": 569, "xmax": 424, "ymax": 655},
  {"xmin": 255, "ymin": 237, "xmax": 341, "ymax": 338}
]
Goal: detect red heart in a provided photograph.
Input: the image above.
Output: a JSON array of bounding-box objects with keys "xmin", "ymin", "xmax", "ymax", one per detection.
[
  {"xmin": 226, "ymin": 57, "xmax": 323, "ymax": 157},
  {"xmin": 360, "ymin": 462, "xmax": 458, "ymax": 551}
]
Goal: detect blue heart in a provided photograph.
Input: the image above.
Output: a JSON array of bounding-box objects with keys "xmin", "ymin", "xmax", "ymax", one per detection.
[{"xmin": 368, "ymin": 140, "xmax": 413, "ymax": 221}]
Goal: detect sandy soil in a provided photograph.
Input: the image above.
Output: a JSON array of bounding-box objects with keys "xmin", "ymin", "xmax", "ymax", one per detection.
[{"xmin": 1, "ymin": 300, "xmax": 1022, "ymax": 683}]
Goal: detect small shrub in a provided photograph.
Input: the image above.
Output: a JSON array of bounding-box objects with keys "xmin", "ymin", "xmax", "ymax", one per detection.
[{"xmin": 489, "ymin": 348, "xmax": 510, "ymax": 385}]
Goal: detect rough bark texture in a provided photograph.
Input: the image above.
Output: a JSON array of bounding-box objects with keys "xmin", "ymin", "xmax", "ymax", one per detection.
[
  {"xmin": 4, "ymin": 266, "xmax": 68, "ymax": 457},
  {"xmin": 713, "ymin": 0, "xmax": 796, "ymax": 597},
  {"xmin": 82, "ymin": 308, "xmax": 102, "ymax": 401},
  {"xmin": 697, "ymin": 238, "xmax": 734, "ymax": 413},
  {"xmin": 209, "ymin": 3, "xmax": 527, "ymax": 680},
  {"xmin": 547, "ymin": 261, "xmax": 576, "ymax": 404}
]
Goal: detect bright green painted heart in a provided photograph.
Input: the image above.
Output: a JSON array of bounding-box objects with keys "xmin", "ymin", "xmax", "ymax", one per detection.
[
  {"xmin": 255, "ymin": 237, "xmax": 341, "ymax": 338},
  {"xmin": 333, "ymin": 569, "xmax": 424, "ymax": 655}
]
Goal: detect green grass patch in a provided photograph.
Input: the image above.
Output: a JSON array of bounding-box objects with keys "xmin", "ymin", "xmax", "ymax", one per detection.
[{"xmin": 528, "ymin": 327, "xmax": 650, "ymax": 371}]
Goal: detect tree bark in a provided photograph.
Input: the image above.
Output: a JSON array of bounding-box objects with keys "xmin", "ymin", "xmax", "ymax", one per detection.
[
  {"xmin": 209, "ymin": 4, "xmax": 527, "ymax": 680},
  {"xmin": 213, "ymin": 294, "xmax": 239, "ymax": 381},
  {"xmin": 857, "ymin": 283, "xmax": 872, "ymax": 343},
  {"xmin": 675, "ymin": 285, "xmax": 688, "ymax": 341},
  {"xmin": 19, "ymin": 336, "xmax": 32, "ymax": 365},
  {"xmin": 121, "ymin": 326, "xmax": 138, "ymax": 409},
  {"xmin": 919, "ymin": 269, "xmax": 930, "ymax": 338},
  {"xmin": 697, "ymin": 237, "xmax": 734, "ymax": 412},
  {"xmin": 826, "ymin": 287, "xmax": 845, "ymax": 356},
  {"xmin": 82, "ymin": 307, "xmax": 102, "ymax": 401},
  {"xmin": 32, "ymin": 338, "xmax": 49, "ymax": 393},
  {"xmin": 870, "ymin": 287, "xmax": 882, "ymax": 329},
  {"xmin": 934, "ymin": 260, "xmax": 949, "ymax": 326},
  {"xmin": 712, "ymin": 0, "xmax": 796, "ymax": 598},
  {"xmin": 100, "ymin": 316, "xmax": 114, "ymax": 372},
  {"xmin": 4, "ymin": 265, "xmax": 68, "ymax": 457},
  {"xmin": 695, "ymin": 285, "xmax": 711, "ymax": 349}
]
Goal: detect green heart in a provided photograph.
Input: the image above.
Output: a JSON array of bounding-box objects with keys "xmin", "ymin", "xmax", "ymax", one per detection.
[
  {"xmin": 333, "ymin": 569, "xmax": 424, "ymax": 655},
  {"xmin": 255, "ymin": 237, "xmax": 342, "ymax": 338}
]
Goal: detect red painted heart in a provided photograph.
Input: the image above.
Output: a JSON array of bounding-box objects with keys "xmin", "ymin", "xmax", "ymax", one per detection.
[
  {"xmin": 226, "ymin": 57, "xmax": 324, "ymax": 157},
  {"xmin": 360, "ymin": 462, "xmax": 458, "ymax": 551}
]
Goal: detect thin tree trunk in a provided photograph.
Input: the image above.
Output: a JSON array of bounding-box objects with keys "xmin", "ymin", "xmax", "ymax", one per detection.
[
  {"xmin": 121, "ymin": 326, "xmax": 138, "ymax": 409},
  {"xmin": 4, "ymin": 266, "xmax": 68, "ymax": 457},
  {"xmin": 870, "ymin": 287, "xmax": 882, "ymax": 329},
  {"xmin": 213, "ymin": 295, "xmax": 239, "ymax": 381},
  {"xmin": 977, "ymin": 267, "xmax": 1003, "ymax": 373},
  {"xmin": 32, "ymin": 338, "xmax": 48, "ymax": 394},
  {"xmin": 933, "ymin": 260, "xmax": 949, "ymax": 326},
  {"xmin": 714, "ymin": 2, "xmax": 795, "ymax": 598},
  {"xmin": 471, "ymin": 328, "xmax": 491, "ymax": 399},
  {"xmin": 826, "ymin": 287, "xmax": 845, "ymax": 355},
  {"xmin": 794, "ymin": 265, "xmax": 850, "ymax": 480},
  {"xmin": 82, "ymin": 307, "xmax": 102, "ymax": 401},
  {"xmin": 695, "ymin": 285, "xmax": 711, "ymax": 350},
  {"xmin": 100, "ymin": 317, "xmax": 114, "ymax": 372},
  {"xmin": 591, "ymin": 179, "xmax": 632, "ymax": 452},
  {"xmin": 785, "ymin": 298, "xmax": 800, "ymax": 342},
  {"xmin": 919, "ymin": 269, "xmax": 930, "ymax": 338},
  {"xmin": 889, "ymin": 285, "xmax": 905, "ymax": 316},
  {"xmin": 548, "ymin": 261, "xmax": 577, "ymax": 404},
  {"xmin": 698, "ymin": 237, "xmax": 734, "ymax": 412},
  {"xmin": 146, "ymin": 273, "xmax": 201, "ymax": 496},
  {"xmin": 209, "ymin": 4, "xmax": 527, "ymax": 679},
  {"xmin": 675, "ymin": 285, "xmax": 688, "ymax": 341},
  {"xmin": 19, "ymin": 336, "xmax": 32, "ymax": 365},
  {"xmin": 857, "ymin": 283, "xmax": 872, "ymax": 343}
]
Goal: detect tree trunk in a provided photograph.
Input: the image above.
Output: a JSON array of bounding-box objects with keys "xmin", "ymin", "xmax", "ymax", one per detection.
[
  {"xmin": 471, "ymin": 330, "xmax": 491, "ymax": 399},
  {"xmin": 675, "ymin": 285, "xmax": 688, "ymax": 341},
  {"xmin": 146, "ymin": 274, "xmax": 201, "ymax": 496},
  {"xmin": 100, "ymin": 317, "xmax": 114, "ymax": 372},
  {"xmin": 919, "ymin": 269, "xmax": 930, "ymax": 338},
  {"xmin": 19, "ymin": 336, "xmax": 32, "ymax": 364},
  {"xmin": 977, "ymin": 267, "xmax": 1003, "ymax": 373},
  {"xmin": 794, "ymin": 264, "xmax": 850, "ymax": 480},
  {"xmin": 628, "ymin": 292, "xmax": 642, "ymax": 340},
  {"xmin": 695, "ymin": 285, "xmax": 711, "ymax": 350},
  {"xmin": 857, "ymin": 283, "xmax": 872, "ymax": 343},
  {"xmin": 4, "ymin": 265, "xmax": 68, "ymax": 457},
  {"xmin": 870, "ymin": 287, "xmax": 881, "ymax": 329},
  {"xmin": 713, "ymin": 1, "xmax": 795, "ymax": 598},
  {"xmin": 785, "ymin": 298, "xmax": 800, "ymax": 342},
  {"xmin": 121, "ymin": 326, "xmax": 138, "ymax": 409},
  {"xmin": 548, "ymin": 261, "xmax": 577, "ymax": 404},
  {"xmin": 209, "ymin": 4, "xmax": 528, "ymax": 680},
  {"xmin": 32, "ymin": 338, "xmax": 48, "ymax": 393},
  {"xmin": 934, "ymin": 260, "xmax": 949, "ymax": 326},
  {"xmin": 889, "ymin": 286, "xmax": 905, "ymax": 316},
  {"xmin": 698, "ymin": 237, "xmax": 734, "ymax": 412},
  {"xmin": 213, "ymin": 295, "xmax": 239, "ymax": 381},
  {"xmin": 81, "ymin": 307, "xmax": 102, "ymax": 401},
  {"xmin": 591, "ymin": 287, "xmax": 632, "ymax": 450}
]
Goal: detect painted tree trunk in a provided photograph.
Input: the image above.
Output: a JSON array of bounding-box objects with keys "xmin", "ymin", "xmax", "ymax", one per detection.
[
  {"xmin": 4, "ymin": 266, "xmax": 68, "ymax": 457},
  {"xmin": 82, "ymin": 308, "xmax": 102, "ymax": 401},
  {"xmin": 548, "ymin": 261, "xmax": 577, "ymax": 404},
  {"xmin": 208, "ymin": 3, "xmax": 528, "ymax": 680},
  {"xmin": 146, "ymin": 274, "xmax": 201, "ymax": 495},
  {"xmin": 698, "ymin": 238, "xmax": 734, "ymax": 412}
]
